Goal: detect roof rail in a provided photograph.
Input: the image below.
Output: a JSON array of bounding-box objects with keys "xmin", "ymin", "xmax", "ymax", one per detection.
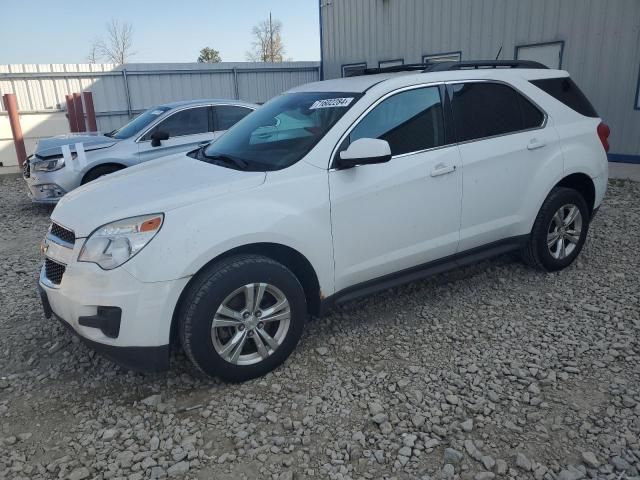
[
  {"xmin": 424, "ymin": 60, "xmax": 549, "ymax": 72},
  {"xmin": 354, "ymin": 60, "xmax": 549, "ymax": 77},
  {"xmin": 361, "ymin": 63, "xmax": 432, "ymax": 75}
]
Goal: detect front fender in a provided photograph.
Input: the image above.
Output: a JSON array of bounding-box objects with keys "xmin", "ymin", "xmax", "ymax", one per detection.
[{"xmin": 123, "ymin": 163, "xmax": 335, "ymax": 296}]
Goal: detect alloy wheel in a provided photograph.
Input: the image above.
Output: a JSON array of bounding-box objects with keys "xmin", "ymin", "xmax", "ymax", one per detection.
[
  {"xmin": 211, "ymin": 283, "xmax": 291, "ymax": 365},
  {"xmin": 547, "ymin": 203, "xmax": 583, "ymax": 260}
]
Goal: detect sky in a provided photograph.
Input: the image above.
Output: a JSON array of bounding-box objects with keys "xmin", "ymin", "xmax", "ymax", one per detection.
[{"xmin": 0, "ymin": 0, "xmax": 320, "ymax": 64}]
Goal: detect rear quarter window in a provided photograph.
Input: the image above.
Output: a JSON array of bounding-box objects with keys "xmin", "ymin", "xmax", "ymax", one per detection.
[
  {"xmin": 450, "ymin": 82, "xmax": 545, "ymax": 142},
  {"xmin": 530, "ymin": 77, "xmax": 598, "ymax": 118}
]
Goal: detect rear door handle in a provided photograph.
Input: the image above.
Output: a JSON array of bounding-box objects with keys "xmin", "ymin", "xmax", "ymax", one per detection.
[
  {"xmin": 430, "ymin": 163, "xmax": 456, "ymax": 177},
  {"xmin": 527, "ymin": 138, "xmax": 546, "ymax": 150}
]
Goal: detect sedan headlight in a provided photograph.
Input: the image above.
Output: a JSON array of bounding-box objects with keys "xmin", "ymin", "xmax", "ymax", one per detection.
[
  {"xmin": 78, "ymin": 214, "xmax": 164, "ymax": 270},
  {"xmin": 31, "ymin": 155, "xmax": 70, "ymax": 172}
]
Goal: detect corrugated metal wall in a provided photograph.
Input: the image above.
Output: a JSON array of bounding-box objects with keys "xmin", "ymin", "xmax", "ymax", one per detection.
[
  {"xmin": 320, "ymin": 0, "xmax": 640, "ymax": 157},
  {"xmin": 0, "ymin": 62, "xmax": 321, "ymax": 132}
]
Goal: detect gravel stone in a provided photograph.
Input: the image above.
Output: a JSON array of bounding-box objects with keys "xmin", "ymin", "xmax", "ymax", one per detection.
[
  {"xmin": 167, "ymin": 461, "xmax": 189, "ymax": 476},
  {"xmin": 581, "ymin": 451, "xmax": 600, "ymax": 469},
  {"xmin": 515, "ymin": 452, "xmax": 532, "ymax": 471},
  {"xmin": 0, "ymin": 176, "xmax": 638, "ymax": 480},
  {"xmin": 443, "ymin": 448, "xmax": 463, "ymax": 465}
]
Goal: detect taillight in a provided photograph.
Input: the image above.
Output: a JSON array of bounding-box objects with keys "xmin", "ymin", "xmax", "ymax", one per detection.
[{"xmin": 597, "ymin": 122, "xmax": 610, "ymax": 153}]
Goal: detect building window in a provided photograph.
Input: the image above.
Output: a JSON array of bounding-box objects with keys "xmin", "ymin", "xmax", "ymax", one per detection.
[
  {"xmin": 515, "ymin": 41, "xmax": 564, "ymax": 69},
  {"xmin": 378, "ymin": 59, "xmax": 404, "ymax": 69},
  {"xmin": 422, "ymin": 51, "xmax": 462, "ymax": 64},
  {"xmin": 342, "ymin": 62, "xmax": 367, "ymax": 78}
]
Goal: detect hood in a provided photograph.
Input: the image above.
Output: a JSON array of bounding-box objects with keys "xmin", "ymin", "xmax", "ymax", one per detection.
[
  {"xmin": 52, "ymin": 154, "xmax": 266, "ymax": 237},
  {"xmin": 34, "ymin": 133, "xmax": 118, "ymax": 158}
]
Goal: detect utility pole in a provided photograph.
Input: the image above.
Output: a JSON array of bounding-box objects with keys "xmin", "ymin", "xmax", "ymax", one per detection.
[{"xmin": 269, "ymin": 11, "xmax": 273, "ymax": 62}]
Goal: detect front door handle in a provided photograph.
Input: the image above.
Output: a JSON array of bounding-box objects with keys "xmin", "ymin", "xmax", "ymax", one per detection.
[
  {"xmin": 527, "ymin": 138, "xmax": 546, "ymax": 150},
  {"xmin": 430, "ymin": 163, "xmax": 456, "ymax": 177}
]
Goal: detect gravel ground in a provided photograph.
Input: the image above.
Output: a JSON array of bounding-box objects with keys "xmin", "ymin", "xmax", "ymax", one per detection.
[{"xmin": 1, "ymin": 174, "xmax": 639, "ymax": 480}]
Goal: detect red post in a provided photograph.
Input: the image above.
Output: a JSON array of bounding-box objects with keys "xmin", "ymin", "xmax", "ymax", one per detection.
[
  {"xmin": 66, "ymin": 94, "xmax": 78, "ymax": 132},
  {"xmin": 2, "ymin": 94, "xmax": 27, "ymax": 168},
  {"xmin": 73, "ymin": 93, "xmax": 86, "ymax": 132},
  {"xmin": 82, "ymin": 91, "xmax": 98, "ymax": 132}
]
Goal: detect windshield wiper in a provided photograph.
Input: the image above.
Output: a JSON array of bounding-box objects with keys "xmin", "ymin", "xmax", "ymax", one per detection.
[{"xmin": 203, "ymin": 152, "xmax": 249, "ymax": 170}]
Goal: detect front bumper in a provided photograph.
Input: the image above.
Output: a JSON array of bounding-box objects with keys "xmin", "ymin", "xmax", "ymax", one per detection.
[
  {"xmin": 23, "ymin": 162, "xmax": 76, "ymax": 204},
  {"xmin": 40, "ymin": 283, "xmax": 170, "ymax": 372},
  {"xmin": 38, "ymin": 256, "xmax": 190, "ymax": 372}
]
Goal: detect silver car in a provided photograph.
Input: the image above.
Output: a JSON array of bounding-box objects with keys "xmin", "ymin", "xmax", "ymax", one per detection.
[{"xmin": 23, "ymin": 99, "xmax": 257, "ymax": 203}]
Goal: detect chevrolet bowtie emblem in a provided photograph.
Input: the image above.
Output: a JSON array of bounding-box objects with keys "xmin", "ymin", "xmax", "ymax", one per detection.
[{"xmin": 40, "ymin": 240, "xmax": 49, "ymax": 254}]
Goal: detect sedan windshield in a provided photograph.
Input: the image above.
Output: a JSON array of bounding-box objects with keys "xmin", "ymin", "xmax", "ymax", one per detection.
[
  {"xmin": 108, "ymin": 106, "xmax": 170, "ymax": 139},
  {"xmin": 203, "ymin": 92, "xmax": 360, "ymax": 170}
]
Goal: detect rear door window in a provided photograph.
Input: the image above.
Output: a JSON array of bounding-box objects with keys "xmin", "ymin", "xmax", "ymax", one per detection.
[
  {"xmin": 450, "ymin": 82, "xmax": 545, "ymax": 142},
  {"xmin": 530, "ymin": 77, "xmax": 598, "ymax": 117},
  {"xmin": 214, "ymin": 105, "xmax": 253, "ymax": 131},
  {"xmin": 143, "ymin": 106, "xmax": 211, "ymax": 139}
]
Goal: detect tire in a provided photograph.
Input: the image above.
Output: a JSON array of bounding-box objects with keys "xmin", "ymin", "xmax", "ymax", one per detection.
[
  {"xmin": 81, "ymin": 165, "xmax": 124, "ymax": 184},
  {"xmin": 522, "ymin": 187, "xmax": 590, "ymax": 272},
  {"xmin": 179, "ymin": 254, "xmax": 307, "ymax": 382}
]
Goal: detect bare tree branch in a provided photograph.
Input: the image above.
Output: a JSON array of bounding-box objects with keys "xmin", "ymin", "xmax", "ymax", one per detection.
[
  {"xmin": 98, "ymin": 19, "xmax": 135, "ymax": 65},
  {"xmin": 87, "ymin": 40, "xmax": 102, "ymax": 64},
  {"xmin": 246, "ymin": 14, "xmax": 286, "ymax": 62}
]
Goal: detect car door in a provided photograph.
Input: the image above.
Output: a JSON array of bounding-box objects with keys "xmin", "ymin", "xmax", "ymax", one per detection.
[
  {"xmin": 136, "ymin": 106, "xmax": 213, "ymax": 162},
  {"xmin": 448, "ymin": 81, "xmax": 562, "ymax": 251},
  {"xmin": 329, "ymin": 85, "xmax": 462, "ymax": 291}
]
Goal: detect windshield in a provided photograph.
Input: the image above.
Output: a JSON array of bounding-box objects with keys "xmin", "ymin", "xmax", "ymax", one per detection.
[
  {"xmin": 108, "ymin": 106, "xmax": 171, "ymax": 139},
  {"xmin": 203, "ymin": 92, "xmax": 360, "ymax": 170}
]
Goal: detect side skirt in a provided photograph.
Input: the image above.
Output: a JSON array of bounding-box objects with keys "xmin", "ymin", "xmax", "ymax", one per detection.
[{"xmin": 319, "ymin": 235, "xmax": 529, "ymax": 315}]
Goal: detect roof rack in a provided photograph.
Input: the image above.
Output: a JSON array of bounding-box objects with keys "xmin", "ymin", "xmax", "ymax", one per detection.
[
  {"xmin": 362, "ymin": 63, "xmax": 432, "ymax": 75},
  {"xmin": 358, "ymin": 60, "xmax": 548, "ymax": 76},
  {"xmin": 424, "ymin": 60, "xmax": 549, "ymax": 72}
]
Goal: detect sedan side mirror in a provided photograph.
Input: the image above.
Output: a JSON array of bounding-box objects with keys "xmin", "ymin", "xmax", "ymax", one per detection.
[
  {"xmin": 337, "ymin": 138, "xmax": 392, "ymax": 169},
  {"xmin": 150, "ymin": 130, "xmax": 170, "ymax": 147}
]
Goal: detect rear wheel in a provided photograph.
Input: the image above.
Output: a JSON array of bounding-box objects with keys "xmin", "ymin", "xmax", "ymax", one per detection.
[
  {"xmin": 81, "ymin": 164, "xmax": 124, "ymax": 184},
  {"xmin": 179, "ymin": 255, "xmax": 307, "ymax": 381},
  {"xmin": 522, "ymin": 187, "xmax": 590, "ymax": 272}
]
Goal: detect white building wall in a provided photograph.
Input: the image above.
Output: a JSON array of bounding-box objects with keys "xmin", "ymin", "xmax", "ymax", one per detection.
[{"xmin": 320, "ymin": 0, "xmax": 640, "ymax": 158}]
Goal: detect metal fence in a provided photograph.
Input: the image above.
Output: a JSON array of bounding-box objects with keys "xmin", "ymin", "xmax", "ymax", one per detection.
[{"xmin": 0, "ymin": 62, "xmax": 321, "ymax": 131}]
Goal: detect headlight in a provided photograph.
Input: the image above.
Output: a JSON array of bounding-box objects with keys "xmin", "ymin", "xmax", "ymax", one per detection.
[
  {"xmin": 78, "ymin": 214, "xmax": 164, "ymax": 270},
  {"xmin": 32, "ymin": 155, "xmax": 69, "ymax": 172}
]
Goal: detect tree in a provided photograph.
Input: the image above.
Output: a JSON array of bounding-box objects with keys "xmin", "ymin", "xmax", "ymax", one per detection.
[
  {"xmin": 246, "ymin": 13, "xmax": 286, "ymax": 62},
  {"xmin": 87, "ymin": 40, "xmax": 101, "ymax": 64},
  {"xmin": 96, "ymin": 19, "xmax": 135, "ymax": 65},
  {"xmin": 197, "ymin": 47, "xmax": 222, "ymax": 63}
]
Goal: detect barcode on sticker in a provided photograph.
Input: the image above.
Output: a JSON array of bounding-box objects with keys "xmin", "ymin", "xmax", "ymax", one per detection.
[{"xmin": 309, "ymin": 97, "xmax": 354, "ymax": 109}]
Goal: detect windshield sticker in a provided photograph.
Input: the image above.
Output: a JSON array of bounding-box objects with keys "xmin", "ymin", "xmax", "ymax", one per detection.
[
  {"xmin": 150, "ymin": 110, "xmax": 164, "ymax": 115},
  {"xmin": 309, "ymin": 97, "xmax": 354, "ymax": 109}
]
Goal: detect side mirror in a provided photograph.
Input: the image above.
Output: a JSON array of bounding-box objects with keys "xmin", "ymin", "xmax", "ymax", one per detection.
[
  {"xmin": 337, "ymin": 138, "xmax": 392, "ymax": 169},
  {"xmin": 150, "ymin": 130, "xmax": 170, "ymax": 147}
]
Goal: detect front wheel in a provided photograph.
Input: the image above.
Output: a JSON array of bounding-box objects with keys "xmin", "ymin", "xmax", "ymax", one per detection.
[
  {"xmin": 179, "ymin": 255, "xmax": 307, "ymax": 381},
  {"xmin": 522, "ymin": 187, "xmax": 590, "ymax": 272},
  {"xmin": 81, "ymin": 164, "xmax": 124, "ymax": 184}
]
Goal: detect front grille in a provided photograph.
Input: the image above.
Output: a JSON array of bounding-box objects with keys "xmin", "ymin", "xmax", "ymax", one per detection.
[
  {"xmin": 45, "ymin": 258, "xmax": 66, "ymax": 285},
  {"xmin": 50, "ymin": 223, "xmax": 75, "ymax": 245}
]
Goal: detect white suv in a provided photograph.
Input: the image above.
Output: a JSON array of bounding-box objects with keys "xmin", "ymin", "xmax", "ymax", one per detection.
[{"xmin": 38, "ymin": 61, "xmax": 610, "ymax": 381}]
